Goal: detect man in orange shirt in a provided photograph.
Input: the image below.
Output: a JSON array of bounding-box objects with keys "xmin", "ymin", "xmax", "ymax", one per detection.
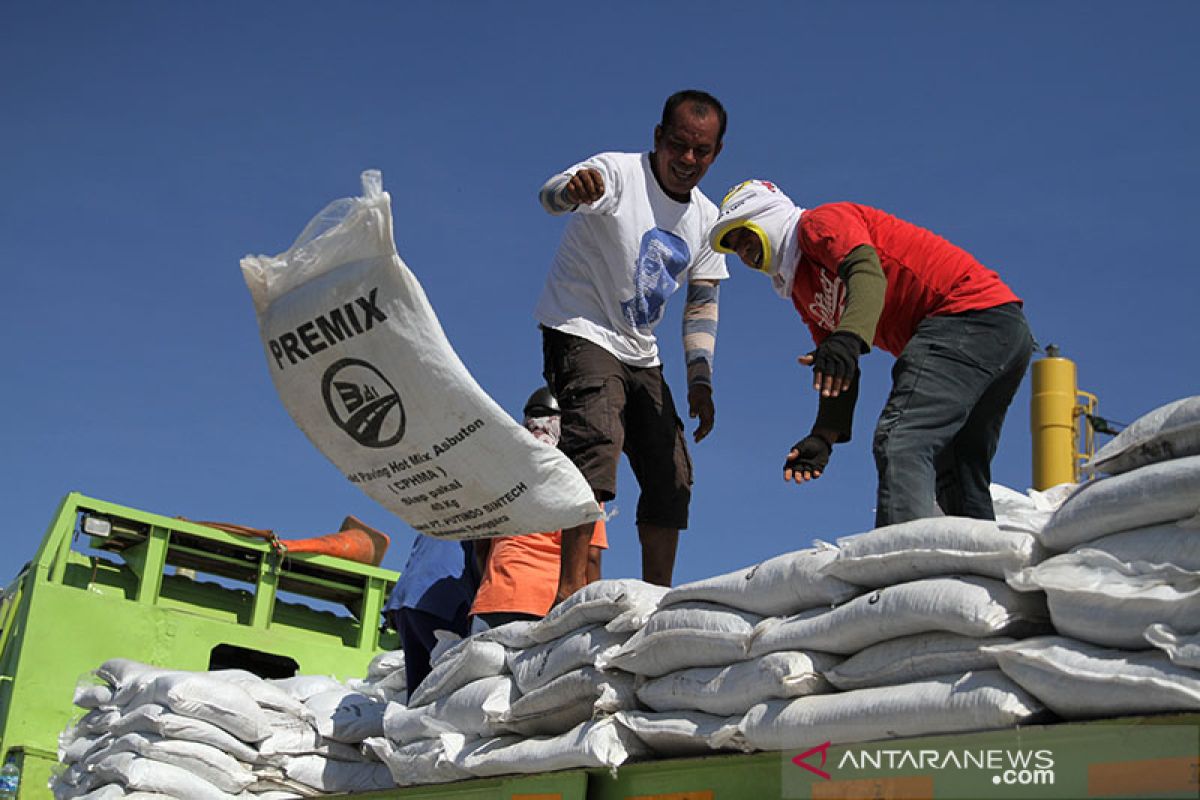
[{"xmin": 470, "ymin": 387, "xmax": 607, "ymax": 631}]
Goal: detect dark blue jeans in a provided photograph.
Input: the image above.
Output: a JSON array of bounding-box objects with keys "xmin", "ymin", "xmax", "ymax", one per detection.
[{"xmin": 872, "ymin": 303, "xmax": 1033, "ymax": 527}]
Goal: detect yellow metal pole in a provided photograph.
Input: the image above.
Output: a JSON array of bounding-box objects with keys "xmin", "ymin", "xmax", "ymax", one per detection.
[{"xmin": 1031, "ymin": 352, "xmax": 1079, "ymax": 490}]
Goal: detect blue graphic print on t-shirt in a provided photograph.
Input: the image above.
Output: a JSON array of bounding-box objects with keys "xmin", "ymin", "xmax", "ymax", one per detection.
[{"xmin": 621, "ymin": 228, "xmax": 690, "ymax": 332}]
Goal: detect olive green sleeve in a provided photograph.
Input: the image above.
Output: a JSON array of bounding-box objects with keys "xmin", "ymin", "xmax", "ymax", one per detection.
[{"xmin": 835, "ymin": 244, "xmax": 887, "ymax": 349}]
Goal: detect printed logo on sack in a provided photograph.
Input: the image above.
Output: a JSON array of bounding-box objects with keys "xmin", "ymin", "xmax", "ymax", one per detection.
[{"xmin": 322, "ymin": 358, "xmax": 406, "ymax": 448}]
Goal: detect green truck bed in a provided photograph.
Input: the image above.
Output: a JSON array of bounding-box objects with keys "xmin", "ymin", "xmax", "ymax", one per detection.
[{"xmin": 0, "ymin": 492, "xmax": 400, "ymax": 799}]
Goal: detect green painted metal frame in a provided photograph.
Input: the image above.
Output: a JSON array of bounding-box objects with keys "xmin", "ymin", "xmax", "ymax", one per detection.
[{"xmin": 0, "ymin": 491, "xmax": 401, "ymax": 798}]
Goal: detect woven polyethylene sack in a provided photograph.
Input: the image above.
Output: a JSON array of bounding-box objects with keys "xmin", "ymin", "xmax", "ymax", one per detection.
[
  {"xmin": 717, "ymin": 670, "xmax": 1042, "ymax": 753},
  {"xmin": 660, "ymin": 545, "xmax": 859, "ymax": 616},
  {"xmin": 1087, "ymin": 396, "xmax": 1200, "ymax": 476},
  {"xmin": 241, "ymin": 170, "xmax": 601, "ymax": 540},
  {"xmin": 985, "ymin": 635, "xmax": 1200, "ymax": 718},
  {"xmin": 823, "ymin": 517, "xmax": 1044, "ymax": 587},
  {"xmin": 824, "ymin": 632, "xmax": 1015, "ymax": 691},
  {"xmin": 635, "ymin": 651, "xmax": 838, "ymax": 716},
  {"xmin": 601, "ymin": 602, "xmax": 762, "ymax": 677},
  {"xmin": 750, "ymin": 576, "xmax": 1049, "ymax": 657},
  {"xmin": 1038, "ymin": 454, "xmax": 1200, "ymax": 551},
  {"xmin": 1008, "ymin": 551, "xmax": 1200, "ymax": 649}
]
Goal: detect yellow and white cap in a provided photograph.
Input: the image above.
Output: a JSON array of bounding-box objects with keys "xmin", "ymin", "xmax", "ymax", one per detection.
[{"xmin": 708, "ymin": 179, "xmax": 804, "ymax": 298}]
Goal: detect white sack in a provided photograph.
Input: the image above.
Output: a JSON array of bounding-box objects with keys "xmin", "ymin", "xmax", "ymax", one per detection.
[
  {"xmin": 50, "ymin": 761, "xmax": 94, "ymax": 800},
  {"xmin": 73, "ymin": 681, "xmax": 114, "ymax": 710},
  {"xmin": 986, "ymin": 636, "xmax": 1200, "ymax": 718},
  {"xmin": 508, "ymin": 625, "xmax": 628, "ymax": 694},
  {"xmin": 258, "ymin": 726, "xmax": 364, "ymax": 761},
  {"xmin": 346, "ymin": 676, "xmax": 406, "ymax": 705},
  {"xmin": 383, "ymin": 675, "xmax": 515, "ymax": 743},
  {"xmin": 601, "ymin": 602, "xmax": 762, "ymax": 677},
  {"xmin": 718, "ymin": 670, "xmax": 1042, "ymax": 753},
  {"xmin": 466, "ymin": 619, "xmax": 540, "ymax": 650},
  {"xmin": 822, "ymin": 517, "xmax": 1044, "ymax": 586},
  {"xmin": 531, "ymin": 580, "xmax": 668, "ymax": 642},
  {"xmin": 1008, "ymin": 551, "xmax": 1200, "ymax": 649},
  {"xmin": 1073, "ymin": 522, "xmax": 1200, "ymax": 571},
  {"xmin": 90, "ymin": 752, "xmax": 242, "ymax": 800},
  {"xmin": 63, "ymin": 788, "xmax": 126, "ymax": 800},
  {"xmin": 408, "ymin": 637, "xmax": 508, "ymax": 707},
  {"xmin": 58, "ymin": 730, "xmax": 110, "ymax": 765},
  {"xmin": 614, "ymin": 710, "xmax": 740, "ymax": 757},
  {"xmin": 260, "ymin": 707, "xmax": 314, "ymax": 736},
  {"xmin": 283, "ymin": 754, "xmax": 394, "ymax": 793},
  {"xmin": 303, "ymin": 688, "xmax": 386, "ymax": 743},
  {"xmin": 363, "ymin": 735, "xmax": 471, "ymax": 787},
  {"xmin": 659, "ymin": 545, "xmax": 859, "ymax": 616},
  {"xmin": 635, "ymin": 651, "xmax": 838, "ymax": 716},
  {"xmin": 1144, "ymin": 624, "xmax": 1200, "ymax": 668},
  {"xmin": 453, "ymin": 717, "xmax": 650, "ymax": 777},
  {"xmin": 1087, "ymin": 396, "xmax": 1200, "ymax": 475},
  {"xmin": 427, "ymin": 629, "xmax": 463, "ymax": 667},
  {"xmin": 1038, "ymin": 454, "xmax": 1200, "ymax": 551},
  {"xmin": 366, "ymin": 650, "xmax": 406, "ymax": 681},
  {"xmin": 750, "ymin": 576, "xmax": 1048, "ymax": 657},
  {"xmin": 243, "ymin": 768, "xmax": 320, "ymax": 798},
  {"xmin": 498, "ymin": 668, "xmax": 637, "ymax": 736},
  {"xmin": 112, "ymin": 670, "xmax": 270, "ymax": 742},
  {"xmin": 109, "ymin": 704, "xmax": 263, "ymax": 765},
  {"xmin": 270, "ymin": 675, "xmax": 347, "ymax": 703},
  {"xmin": 990, "ymin": 483, "xmax": 1072, "ymax": 535},
  {"xmin": 90, "ymin": 732, "xmax": 255, "ymax": 795},
  {"xmin": 95, "ymin": 659, "xmax": 158, "ymax": 690},
  {"xmin": 211, "ymin": 669, "xmax": 314, "ymax": 721},
  {"xmin": 240, "ymin": 170, "xmax": 601, "ymax": 540},
  {"xmin": 825, "ymin": 633, "xmax": 1015, "ymax": 691},
  {"xmin": 70, "ymin": 709, "xmax": 121, "ymax": 737}
]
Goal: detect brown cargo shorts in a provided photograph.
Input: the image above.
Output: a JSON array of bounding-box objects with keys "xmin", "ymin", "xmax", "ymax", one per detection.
[{"xmin": 541, "ymin": 327, "xmax": 693, "ymax": 530}]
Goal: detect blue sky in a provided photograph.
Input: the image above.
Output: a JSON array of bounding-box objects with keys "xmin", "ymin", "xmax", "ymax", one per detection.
[{"xmin": 2, "ymin": 1, "xmax": 1197, "ymax": 592}]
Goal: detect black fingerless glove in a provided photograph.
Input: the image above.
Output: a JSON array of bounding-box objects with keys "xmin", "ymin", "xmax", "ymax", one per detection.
[
  {"xmin": 785, "ymin": 435, "xmax": 832, "ymax": 475},
  {"xmin": 811, "ymin": 331, "xmax": 866, "ymax": 382}
]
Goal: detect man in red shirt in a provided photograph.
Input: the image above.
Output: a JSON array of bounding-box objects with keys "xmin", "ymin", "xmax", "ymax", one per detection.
[{"xmin": 709, "ymin": 180, "xmax": 1033, "ymax": 526}]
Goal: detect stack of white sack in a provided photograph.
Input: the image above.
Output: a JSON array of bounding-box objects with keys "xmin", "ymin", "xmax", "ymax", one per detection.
[
  {"xmin": 601, "ymin": 546, "xmax": 856, "ymax": 755},
  {"xmin": 53, "ymin": 660, "xmax": 393, "ymax": 799},
  {"xmin": 366, "ymin": 580, "xmax": 661, "ymax": 786},
  {"xmin": 1001, "ymin": 396, "xmax": 1200, "ymax": 718},
  {"xmin": 695, "ymin": 515, "xmax": 1051, "ymax": 753}
]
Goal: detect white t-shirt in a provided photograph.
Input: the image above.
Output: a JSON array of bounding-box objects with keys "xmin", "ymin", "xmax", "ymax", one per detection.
[{"xmin": 534, "ymin": 152, "xmax": 728, "ymax": 367}]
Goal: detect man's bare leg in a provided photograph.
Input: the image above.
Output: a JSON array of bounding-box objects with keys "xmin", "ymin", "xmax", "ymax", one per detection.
[
  {"xmin": 586, "ymin": 545, "xmax": 603, "ymax": 583},
  {"xmin": 638, "ymin": 523, "xmax": 679, "ymax": 586},
  {"xmin": 556, "ymin": 521, "xmax": 594, "ymax": 603}
]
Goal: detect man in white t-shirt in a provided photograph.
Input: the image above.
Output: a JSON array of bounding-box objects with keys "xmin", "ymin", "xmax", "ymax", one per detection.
[{"xmin": 535, "ymin": 90, "xmax": 729, "ymax": 602}]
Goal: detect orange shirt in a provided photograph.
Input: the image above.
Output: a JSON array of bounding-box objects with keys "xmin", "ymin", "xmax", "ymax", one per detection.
[{"xmin": 470, "ymin": 520, "xmax": 608, "ymax": 617}]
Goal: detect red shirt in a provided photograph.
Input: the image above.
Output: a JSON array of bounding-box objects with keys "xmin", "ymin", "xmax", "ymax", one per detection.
[{"xmin": 791, "ymin": 203, "xmax": 1020, "ymax": 356}]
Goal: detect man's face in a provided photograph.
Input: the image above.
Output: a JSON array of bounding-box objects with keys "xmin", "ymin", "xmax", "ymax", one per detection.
[
  {"xmin": 652, "ymin": 105, "xmax": 722, "ymax": 197},
  {"xmin": 723, "ymin": 227, "xmax": 764, "ymax": 271}
]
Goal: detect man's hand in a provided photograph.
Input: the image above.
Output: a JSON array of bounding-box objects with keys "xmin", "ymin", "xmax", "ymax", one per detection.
[
  {"xmin": 783, "ymin": 434, "xmax": 832, "ymax": 483},
  {"xmin": 798, "ymin": 331, "xmax": 864, "ymax": 398},
  {"xmin": 564, "ymin": 168, "xmax": 605, "ymax": 205},
  {"xmin": 688, "ymin": 384, "xmax": 715, "ymax": 443}
]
